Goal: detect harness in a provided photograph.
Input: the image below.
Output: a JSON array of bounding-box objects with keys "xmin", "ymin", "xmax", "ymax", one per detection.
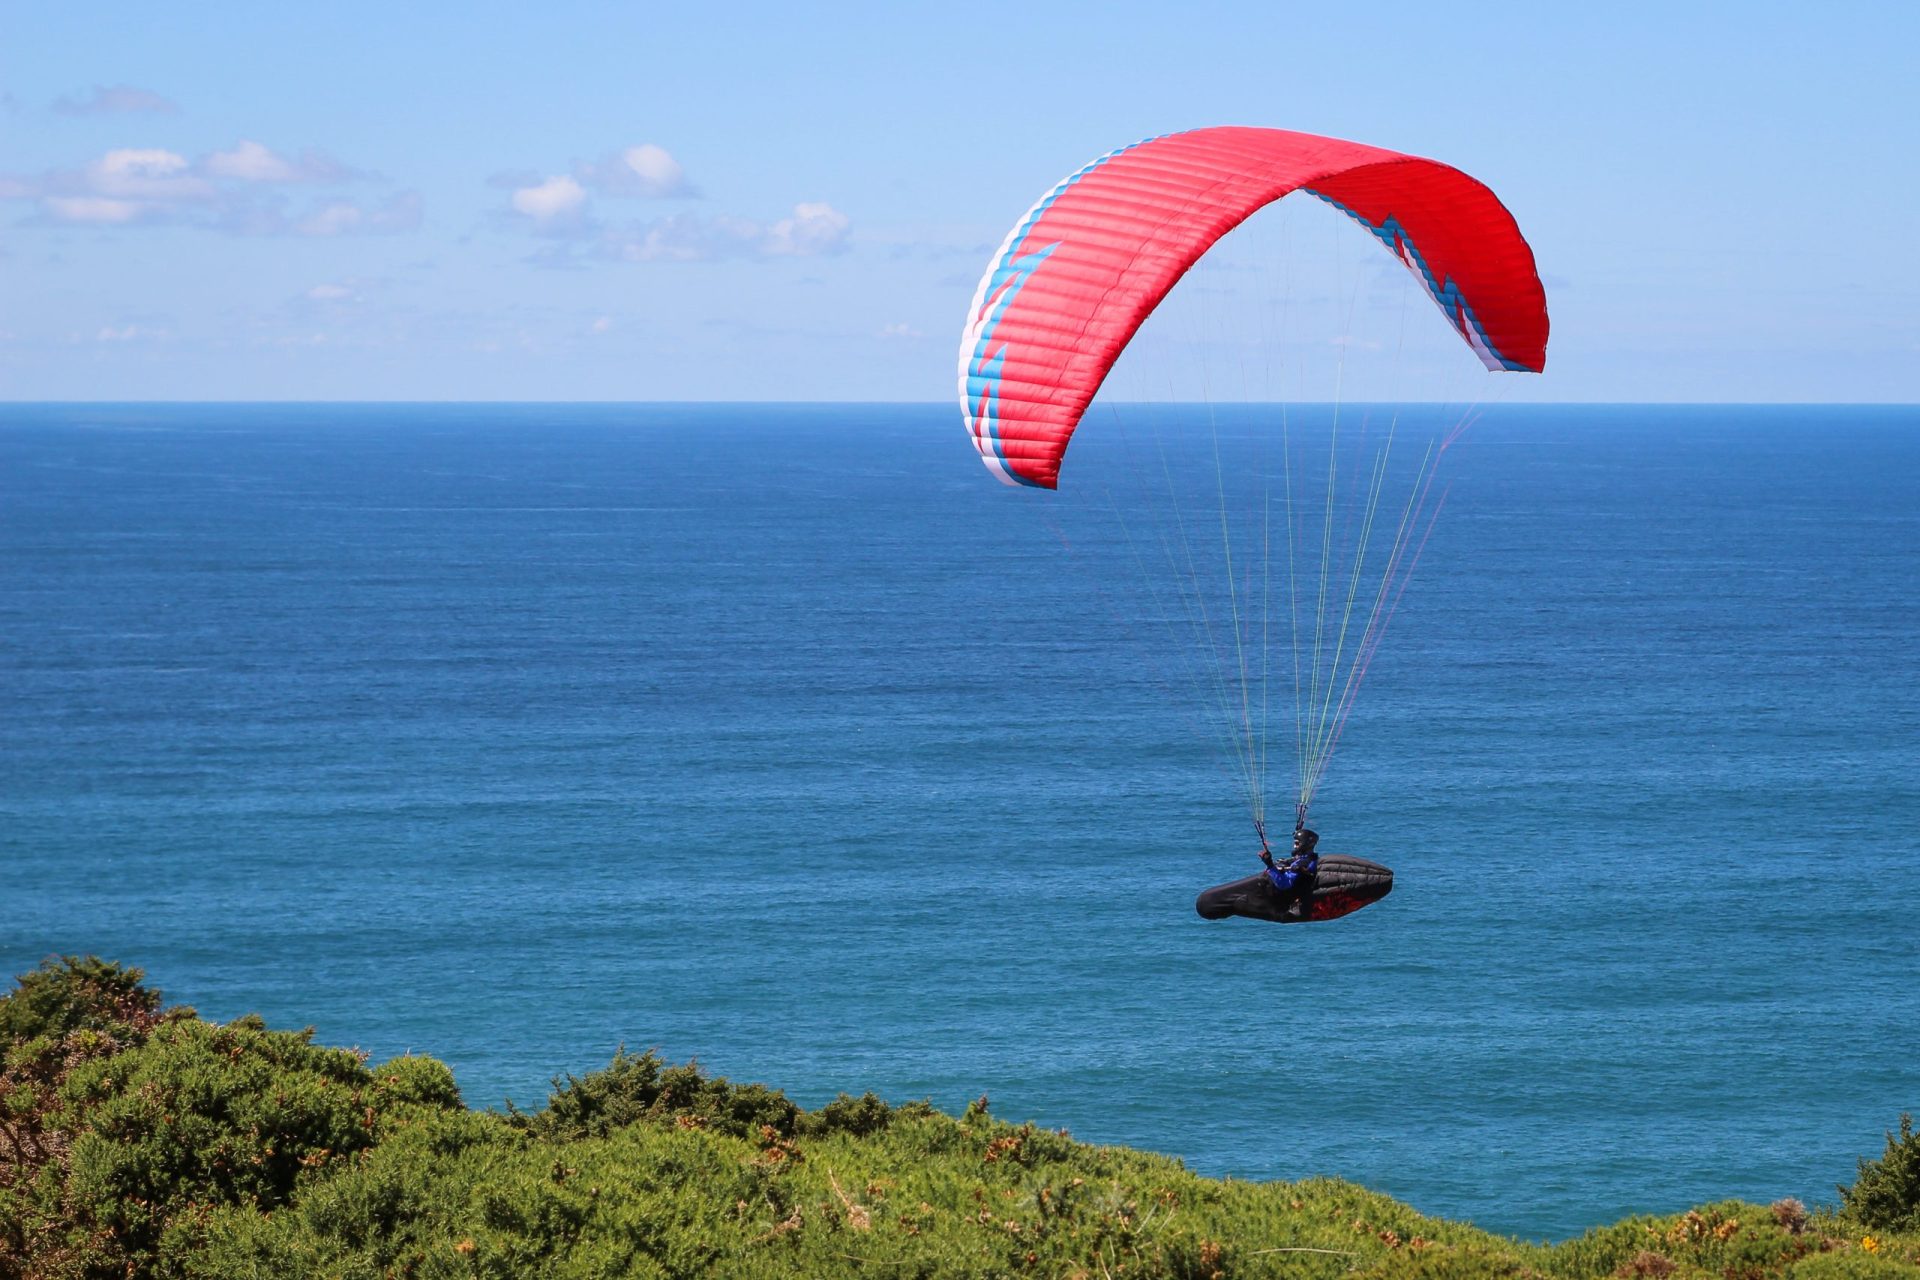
[{"xmin": 1256, "ymin": 814, "xmax": 1318, "ymax": 893}]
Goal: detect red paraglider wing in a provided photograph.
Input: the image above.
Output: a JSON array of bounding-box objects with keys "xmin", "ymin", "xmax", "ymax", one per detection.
[{"xmin": 958, "ymin": 127, "xmax": 1549, "ymax": 488}]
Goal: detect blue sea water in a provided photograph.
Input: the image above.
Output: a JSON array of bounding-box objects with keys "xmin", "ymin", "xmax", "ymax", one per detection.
[{"xmin": 2, "ymin": 401, "xmax": 1916, "ymax": 1240}]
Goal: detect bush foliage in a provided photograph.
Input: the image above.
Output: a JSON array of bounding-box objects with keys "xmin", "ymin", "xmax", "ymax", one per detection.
[
  {"xmin": 4, "ymin": 956, "xmax": 1916, "ymax": 1280},
  {"xmin": 1842, "ymin": 1115, "xmax": 1920, "ymax": 1234}
]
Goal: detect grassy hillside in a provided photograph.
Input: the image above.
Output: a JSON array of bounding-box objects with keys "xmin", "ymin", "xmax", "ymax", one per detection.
[{"xmin": 3, "ymin": 957, "xmax": 1915, "ymax": 1280}]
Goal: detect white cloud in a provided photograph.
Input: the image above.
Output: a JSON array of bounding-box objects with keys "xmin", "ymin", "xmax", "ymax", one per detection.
[
  {"xmin": 87, "ymin": 148, "xmax": 211, "ymax": 202},
  {"xmin": 97, "ymin": 148, "xmax": 187, "ymax": 176},
  {"xmin": 52, "ymin": 85, "xmax": 180, "ymax": 116},
  {"xmin": 763, "ymin": 202, "xmax": 849, "ymax": 257},
  {"xmin": 569, "ymin": 143, "xmax": 695, "ymax": 199},
  {"xmin": 44, "ymin": 196, "xmax": 142, "ymax": 224},
  {"xmin": 878, "ymin": 321, "xmax": 924, "ymax": 339},
  {"xmin": 615, "ymin": 212, "xmax": 759, "ymax": 262},
  {"xmin": 204, "ymin": 140, "xmax": 357, "ymax": 184},
  {"xmin": 590, "ymin": 315, "xmax": 614, "ymax": 333},
  {"xmin": 598, "ymin": 202, "xmax": 850, "ymax": 264},
  {"xmin": 307, "ymin": 283, "xmax": 355, "ymax": 301},
  {"xmin": 298, "ymin": 203, "xmax": 364, "ymax": 236},
  {"xmin": 292, "ymin": 192, "xmax": 420, "ymax": 237},
  {"xmin": 499, "ymin": 143, "xmax": 700, "ymax": 245},
  {"xmin": 500, "ymin": 144, "xmax": 843, "ymax": 264},
  {"xmin": 205, "ymin": 140, "xmax": 297, "ymax": 182},
  {"xmin": 95, "ymin": 324, "xmax": 165, "ymax": 341},
  {"xmin": 614, "ymin": 144, "xmax": 687, "ymax": 196},
  {"xmin": 512, "ymin": 175, "xmax": 587, "ymax": 221},
  {"xmin": 4, "ymin": 141, "xmax": 398, "ymax": 234}
]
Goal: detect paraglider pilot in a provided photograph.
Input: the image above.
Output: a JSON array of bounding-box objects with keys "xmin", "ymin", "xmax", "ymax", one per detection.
[{"xmin": 1259, "ymin": 825, "xmax": 1319, "ymax": 897}]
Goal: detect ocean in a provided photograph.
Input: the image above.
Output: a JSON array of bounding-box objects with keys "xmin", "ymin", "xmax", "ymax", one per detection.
[{"xmin": 2, "ymin": 401, "xmax": 1915, "ymax": 1240}]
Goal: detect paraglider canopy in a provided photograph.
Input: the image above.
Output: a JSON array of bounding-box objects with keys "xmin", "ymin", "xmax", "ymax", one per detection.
[
  {"xmin": 956, "ymin": 125, "xmax": 1550, "ymax": 871},
  {"xmin": 958, "ymin": 126, "xmax": 1549, "ymax": 489}
]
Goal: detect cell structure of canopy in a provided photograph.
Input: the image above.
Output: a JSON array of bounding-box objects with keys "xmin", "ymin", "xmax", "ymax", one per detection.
[{"xmin": 958, "ymin": 126, "xmax": 1551, "ymax": 489}]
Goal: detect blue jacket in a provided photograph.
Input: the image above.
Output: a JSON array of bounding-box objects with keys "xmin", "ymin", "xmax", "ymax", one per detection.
[{"xmin": 1264, "ymin": 853, "xmax": 1317, "ymax": 892}]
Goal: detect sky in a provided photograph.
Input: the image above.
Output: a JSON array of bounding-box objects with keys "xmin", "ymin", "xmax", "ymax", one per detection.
[{"xmin": 3, "ymin": 0, "xmax": 1916, "ymax": 402}]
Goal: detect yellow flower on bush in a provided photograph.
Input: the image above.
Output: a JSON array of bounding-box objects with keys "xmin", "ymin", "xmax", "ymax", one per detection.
[{"xmin": 1861, "ymin": 1235, "xmax": 1879, "ymax": 1253}]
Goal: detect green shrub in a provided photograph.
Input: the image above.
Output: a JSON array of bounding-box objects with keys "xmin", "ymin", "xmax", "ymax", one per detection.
[
  {"xmin": 0, "ymin": 955, "xmax": 167, "ymax": 1047},
  {"xmin": 1844, "ymin": 1116, "xmax": 1920, "ymax": 1233},
  {"xmin": 6, "ymin": 1007, "xmax": 465, "ymax": 1278},
  {"xmin": 1349, "ymin": 1242, "xmax": 1539, "ymax": 1280},
  {"xmin": 1, "ymin": 956, "xmax": 181, "ymax": 1274},
  {"xmin": 1551, "ymin": 1203, "xmax": 1811, "ymax": 1280},
  {"xmin": 369, "ymin": 1052, "xmax": 463, "ymax": 1110},
  {"xmin": 183, "ymin": 1107, "xmax": 523, "ymax": 1279},
  {"xmin": 10, "ymin": 957, "xmax": 1920, "ymax": 1280},
  {"xmin": 802, "ymin": 1090, "xmax": 896, "ymax": 1138},
  {"xmin": 1791, "ymin": 1249, "xmax": 1920, "ymax": 1280},
  {"xmin": 508, "ymin": 1047, "xmax": 802, "ymax": 1142}
]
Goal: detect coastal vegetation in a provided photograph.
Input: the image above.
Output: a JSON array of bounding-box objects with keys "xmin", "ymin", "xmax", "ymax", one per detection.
[{"xmin": 3, "ymin": 957, "xmax": 1916, "ymax": 1280}]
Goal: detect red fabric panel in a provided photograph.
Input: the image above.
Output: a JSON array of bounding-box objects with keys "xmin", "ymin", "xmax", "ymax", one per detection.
[{"xmin": 963, "ymin": 127, "xmax": 1549, "ymax": 488}]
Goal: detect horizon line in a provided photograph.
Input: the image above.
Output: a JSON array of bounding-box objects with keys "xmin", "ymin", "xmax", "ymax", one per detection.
[{"xmin": 5, "ymin": 398, "xmax": 1919, "ymax": 409}]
